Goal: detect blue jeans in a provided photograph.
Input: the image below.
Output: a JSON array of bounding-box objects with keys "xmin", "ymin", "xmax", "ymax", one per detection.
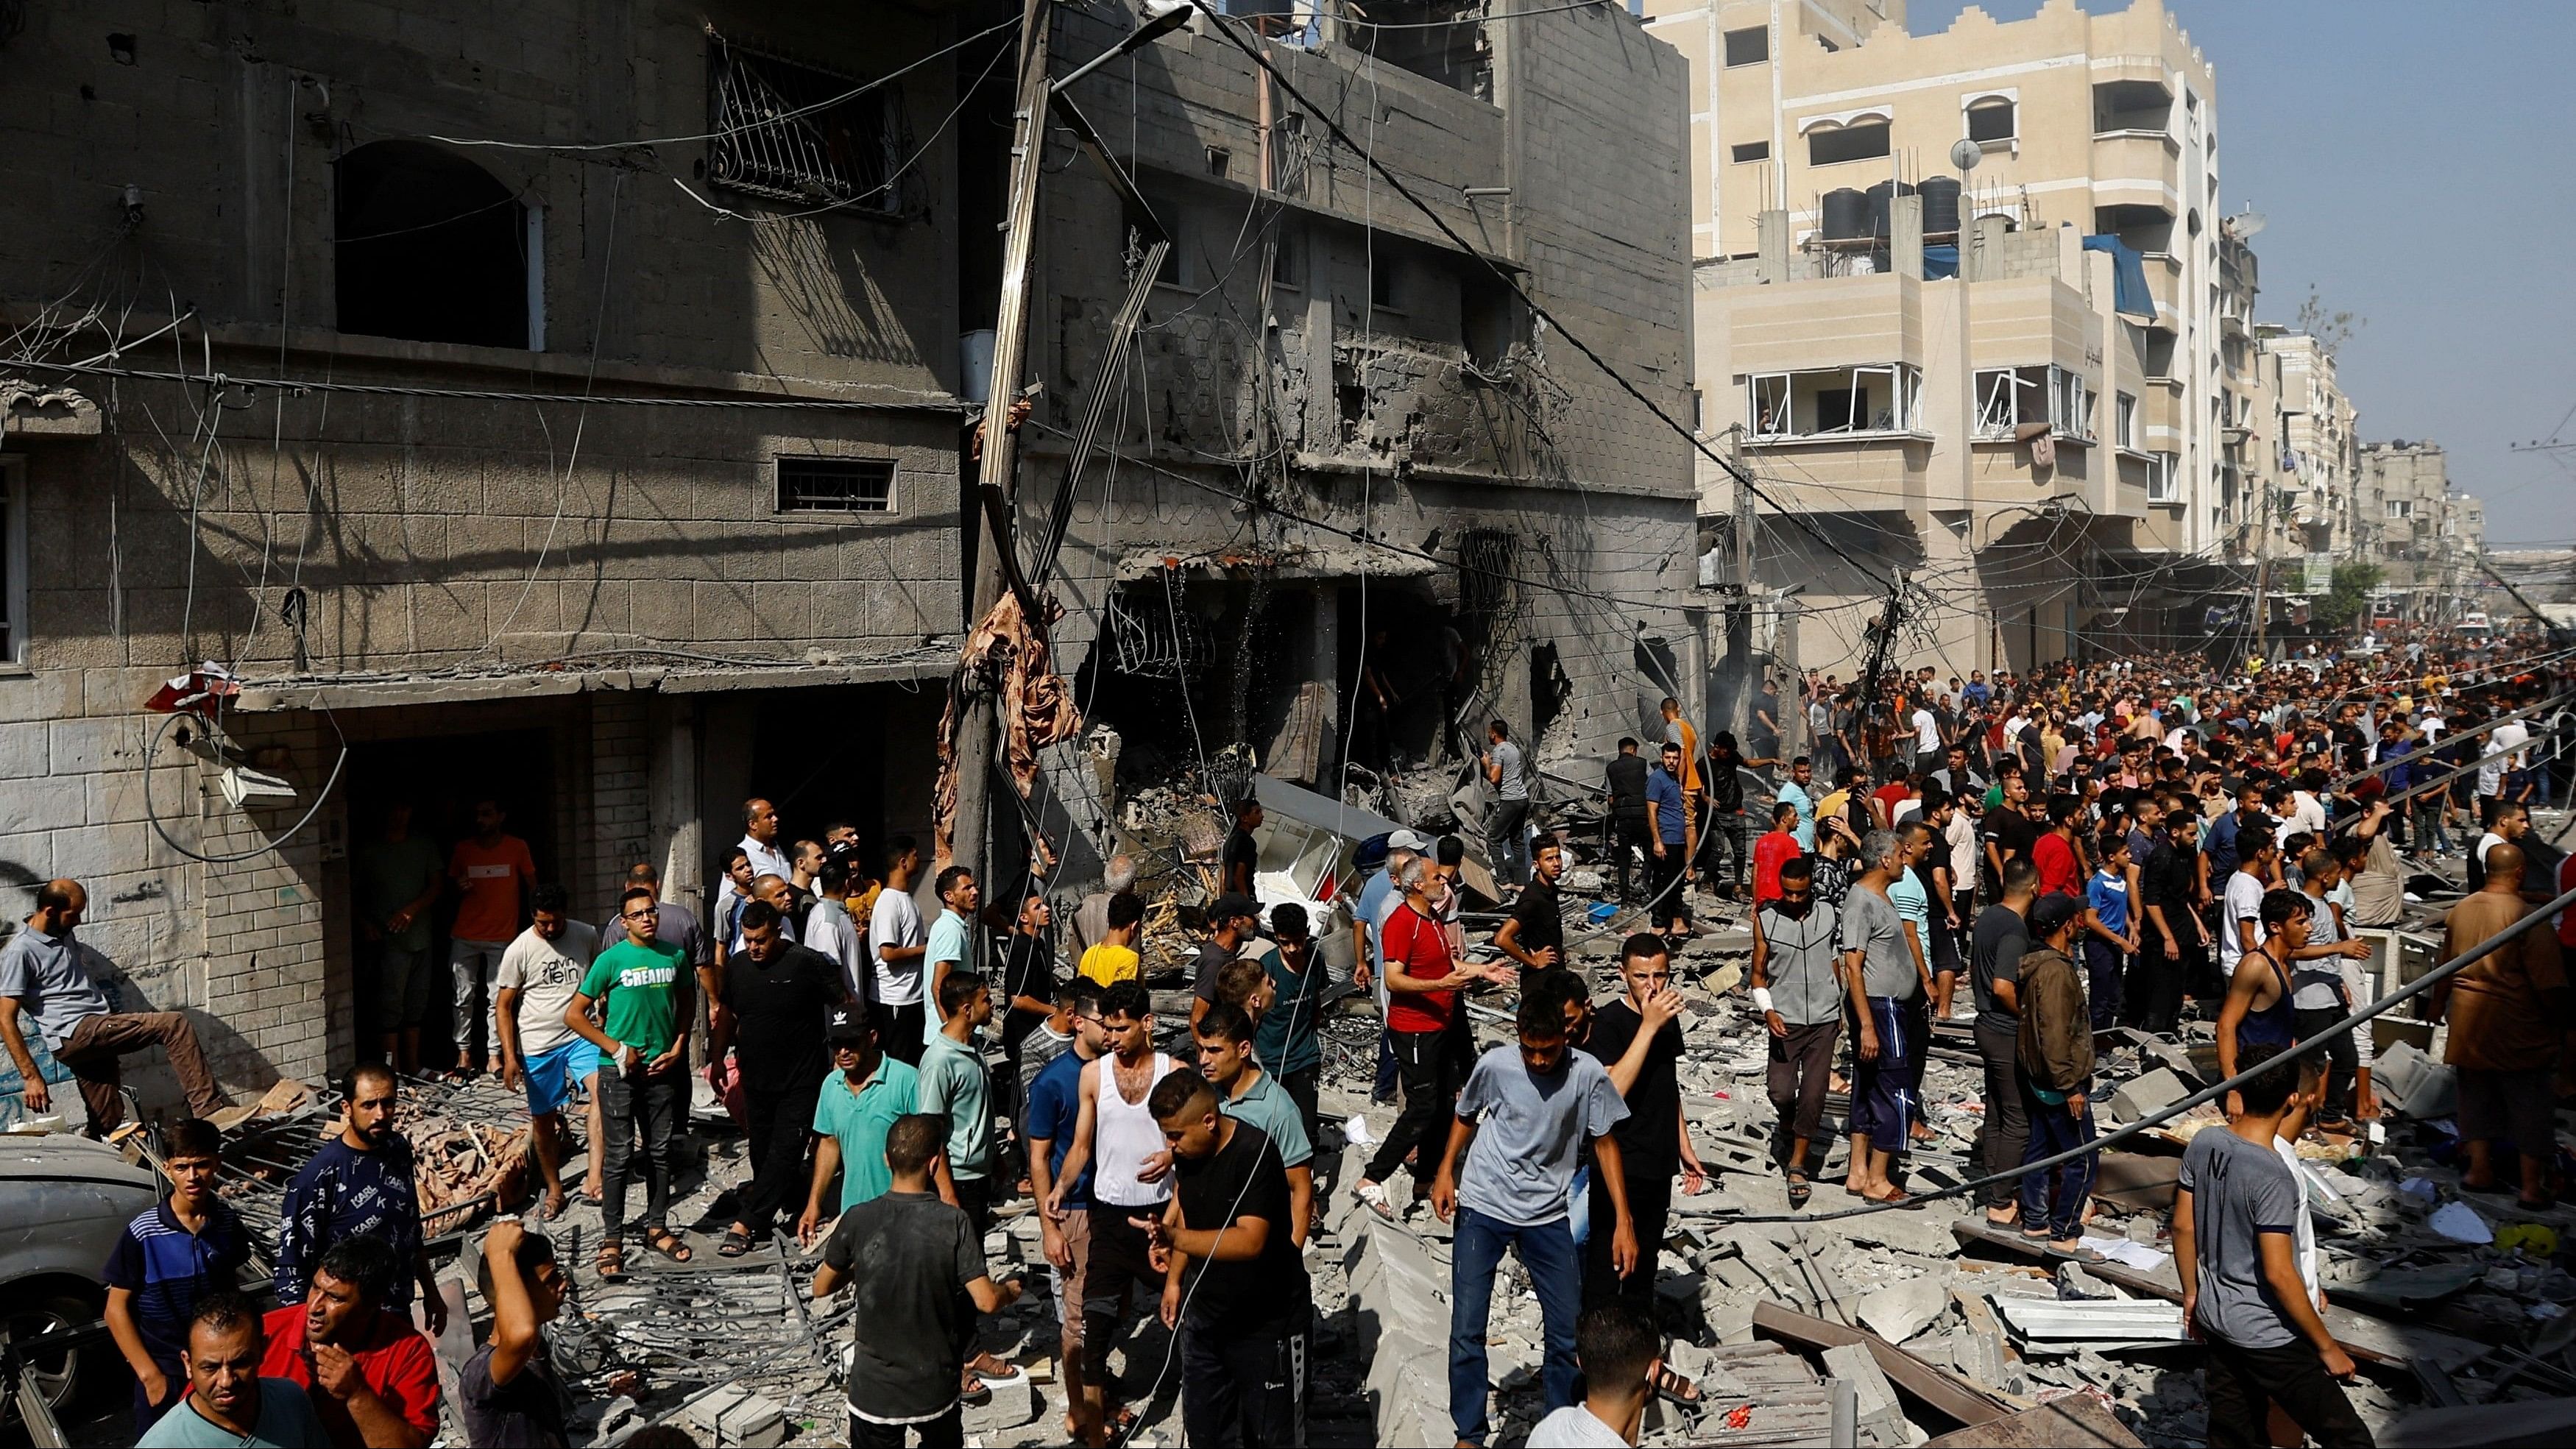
[
  {"xmin": 2018, "ymin": 1080, "xmax": 2097, "ymax": 1240},
  {"xmin": 1449, "ymin": 1204, "xmax": 1582, "ymax": 1445}
]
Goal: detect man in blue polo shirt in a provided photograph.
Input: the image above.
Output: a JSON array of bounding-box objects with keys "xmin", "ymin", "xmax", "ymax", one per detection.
[
  {"xmin": 104, "ymin": 1118, "xmax": 250, "ymax": 1428},
  {"xmin": 1648, "ymin": 742, "xmax": 1691, "ymax": 941}
]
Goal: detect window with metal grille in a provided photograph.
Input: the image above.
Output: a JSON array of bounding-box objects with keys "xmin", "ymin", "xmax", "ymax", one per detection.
[
  {"xmin": 776, "ymin": 456, "xmax": 896, "ymax": 514},
  {"xmin": 707, "ymin": 35, "xmax": 914, "ymax": 215},
  {"xmin": 1457, "ymin": 529, "xmax": 1516, "ymax": 617}
]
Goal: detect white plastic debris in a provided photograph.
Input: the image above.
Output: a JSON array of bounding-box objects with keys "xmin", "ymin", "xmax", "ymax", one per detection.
[{"xmin": 2430, "ymin": 1201, "xmax": 2496, "ymax": 1244}]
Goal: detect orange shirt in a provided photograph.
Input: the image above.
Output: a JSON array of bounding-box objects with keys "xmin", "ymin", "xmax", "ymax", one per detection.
[
  {"xmin": 1673, "ymin": 717, "xmax": 1702, "ymax": 792},
  {"xmin": 449, "ymin": 835, "xmax": 536, "ymax": 943}
]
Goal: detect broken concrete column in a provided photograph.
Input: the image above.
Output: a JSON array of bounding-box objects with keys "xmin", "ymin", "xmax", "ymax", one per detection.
[
  {"xmin": 1758, "ymin": 208, "xmax": 1791, "ymax": 286},
  {"xmin": 1892, "ymin": 194, "xmax": 1924, "ymax": 281}
]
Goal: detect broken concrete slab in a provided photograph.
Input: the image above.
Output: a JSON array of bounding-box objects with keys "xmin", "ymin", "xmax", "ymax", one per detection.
[
  {"xmin": 1922, "ymin": 1395, "xmax": 2145, "ymax": 1448},
  {"xmin": 2105, "ymin": 1067, "xmax": 2190, "ymax": 1125},
  {"xmin": 1820, "ymin": 1341, "xmax": 1904, "ymax": 1440},
  {"xmin": 1858, "ymin": 1276, "xmax": 1950, "ymax": 1345}
]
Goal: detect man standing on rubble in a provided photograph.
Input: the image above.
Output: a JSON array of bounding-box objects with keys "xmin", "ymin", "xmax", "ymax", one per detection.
[
  {"xmin": 1356, "ymin": 854, "xmax": 1512, "ymax": 1220},
  {"xmin": 2433, "ymin": 840, "xmax": 2569, "ymax": 1212},
  {"xmin": 1193, "ymin": 893, "xmax": 1262, "ymax": 1030},
  {"xmin": 711, "ymin": 900, "xmax": 845, "ymax": 1256},
  {"xmin": 1432, "ymin": 992, "xmax": 1635, "ymax": 1448},
  {"xmin": 1044, "ymin": 981, "xmax": 1178, "ymax": 1448},
  {"xmin": 921, "ymin": 866, "xmax": 980, "ymax": 1047},
  {"xmin": 1648, "ymin": 742, "xmax": 1691, "ymax": 944},
  {"xmin": 1755, "ymin": 858, "xmax": 1843, "ymax": 1209},
  {"xmin": 1604, "ymin": 740, "xmax": 1655, "ymax": 904},
  {"xmin": 494, "ymin": 885, "xmax": 601, "ymax": 1223},
  {"xmin": 1485, "ymin": 720, "xmax": 1535, "ymax": 895},
  {"xmin": 868, "ymin": 837, "xmax": 930, "ymax": 1067},
  {"xmin": 1841, "ymin": 830, "xmax": 1931, "ymax": 1205},
  {"xmin": 275, "ymin": 1063, "xmax": 445, "ymax": 1333},
  {"xmin": 565, "ymin": 885, "xmax": 694, "ymax": 1278},
  {"xmin": 2014, "ymin": 895, "xmax": 2097, "ymax": 1254},
  {"xmin": 1582, "ymin": 935, "xmax": 1702, "ymax": 1310},
  {"xmin": 1025, "ymin": 981, "xmax": 1108, "ymax": 1446},
  {"xmin": 2175, "ymin": 1044, "xmax": 2371, "ymax": 1449},
  {"xmin": 1493, "ymin": 837, "xmax": 1568, "ymax": 981},
  {"xmin": 1970, "ymin": 860, "xmax": 2037, "ymax": 1225}
]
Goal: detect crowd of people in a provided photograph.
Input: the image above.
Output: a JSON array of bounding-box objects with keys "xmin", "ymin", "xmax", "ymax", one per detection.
[{"xmin": 5, "ymin": 628, "xmax": 2575, "ymax": 1447}]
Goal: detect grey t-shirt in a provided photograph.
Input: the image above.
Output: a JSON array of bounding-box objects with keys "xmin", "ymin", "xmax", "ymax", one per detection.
[
  {"xmin": 1970, "ymin": 904, "xmax": 2029, "ymax": 1035},
  {"xmin": 0, "ymin": 929, "xmax": 108, "ymax": 1052},
  {"xmin": 1757, "ymin": 901, "xmax": 1844, "ymax": 1027},
  {"xmin": 1454, "ymin": 1044, "xmax": 1628, "ymax": 1227},
  {"xmin": 2290, "ymin": 890, "xmax": 2345, "ymax": 1010},
  {"xmin": 1838, "ymin": 885, "xmax": 1919, "ymax": 999},
  {"xmin": 1491, "ymin": 740, "xmax": 1529, "ymax": 801},
  {"xmin": 2179, "ymin": 1127, "xmax": 2304, "ymax": 1349}
]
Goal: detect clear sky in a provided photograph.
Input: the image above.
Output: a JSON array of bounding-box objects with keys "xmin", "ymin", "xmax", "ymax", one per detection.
[{"xmin": 1909, "ymin": 0, "xmax": 2576, "ymax": 544}]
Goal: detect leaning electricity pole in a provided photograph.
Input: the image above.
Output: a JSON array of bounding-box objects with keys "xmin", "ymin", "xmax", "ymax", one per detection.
[
  {"xmin": 949, "ymin": 0, "xmax": 1053, "ymax": 881},
  {"xmin": 1727, "ymin": 425, "xmax": 1755, "ymax": 749}
]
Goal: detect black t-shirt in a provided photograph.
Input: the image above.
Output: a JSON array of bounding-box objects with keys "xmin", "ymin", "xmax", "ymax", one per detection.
[
  {"xmin": 824, "ymin": 1191, "xmax": 986, "ymax": 1420},
  {"xmin": 1606, "ymin": 754, "xmax": 1650, "ymax": 818},
  {"xmin": 1969, "ymin": 904, "xmax": 2029, "ymax": 1036},
  {"xmin": 996, "ymin": 926, "xmax": 1058, "ymax": 1049},
  {"xmin": 1193, "ymin": 938, "xmax": 1234, "ymax": 1005},
  {"xmin": 1222, "ymin": 826, "xmax": 1259, "ymax": 893},
  {"xmin": 722, "ymin": 943, "xmax": 841, "ymax": 1091},
  {"xmin": 2141, "ymin": 840, "xmax": 2203, "ymax": 940},
  {"xmin": 1175, "ymin": 1124, "xmax": 1308, "ymax": 1332},
  {"xmin": 461, "ymin": 1343, "xmax": 574, "ymax": 1448},
  {"xmin": 1509, "ymin": 879, "xmax": 1564, "ymax": 966},
  {"xmin": 1584, "ymin": 999, "xmax": 1683, "ymax": 1168},
  {"xmin": 1982, "ymin": 809, "xmax": 2037, "ymax": 871},
  {"xmin": 1707, "ymin": 747, "xmax": 1746, "ymax": 813}
]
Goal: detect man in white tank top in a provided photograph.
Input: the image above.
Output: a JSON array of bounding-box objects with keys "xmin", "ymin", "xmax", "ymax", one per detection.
[{"xmin": 1041, "ymin": 982, "xmax": 1175, "ymax": 1445}]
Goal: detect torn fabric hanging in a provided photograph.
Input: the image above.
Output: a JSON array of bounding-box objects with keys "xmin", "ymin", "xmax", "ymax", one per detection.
[{"xmin": 933, "ymin": 588, "xmax": 1084, "ymax": 868}]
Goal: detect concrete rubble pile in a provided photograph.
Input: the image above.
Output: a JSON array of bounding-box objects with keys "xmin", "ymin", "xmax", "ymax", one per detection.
[{"xmin": 1312, "ymin": 851, "xmax": 2576, "ymax": 1448}]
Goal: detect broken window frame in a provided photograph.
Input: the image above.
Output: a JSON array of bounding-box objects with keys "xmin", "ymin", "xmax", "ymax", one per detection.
[
  {"xmin": 1972, "ymin": 364, "xmax": 2092, "ymax": 442},
  {"xmin": 1745, "ymin": 364, "xmax": 1921, "ymax": 441},
  {"xmin": 705, "ymin": 33, "xmax": 915, "ymax": 217}
]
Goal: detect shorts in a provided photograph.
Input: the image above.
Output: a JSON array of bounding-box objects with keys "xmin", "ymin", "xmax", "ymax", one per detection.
[
  {"xmin": 523, "ymin": 1038, "xmax": 601, "ymax": 1119},
  {"xmin": 1052, "ymin": 1208, "xmax": 1094, "ymax": 1353},
  {"xmin": 2455, "ymin": 1066, "xmax": 2556, "ymax": 1157}
]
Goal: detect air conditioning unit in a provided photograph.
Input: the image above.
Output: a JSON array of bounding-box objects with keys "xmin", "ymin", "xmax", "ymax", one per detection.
[{"xmin": 219, "ymin": 766, "xmax": 297, "ymax": 810}]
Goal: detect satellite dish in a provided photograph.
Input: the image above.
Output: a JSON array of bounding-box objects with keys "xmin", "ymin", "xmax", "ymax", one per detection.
[
  {"xmin": 1949, "ymin": 138, "xmax": 1982, "ymax": 171},
  {"xmin": 2230, "ymin": 209, "xmax": 2267, "ymax": 239}
]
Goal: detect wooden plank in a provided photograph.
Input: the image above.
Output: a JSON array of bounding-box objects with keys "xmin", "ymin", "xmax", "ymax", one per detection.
[
  {"xmin": 1751, "ymin": 1300, "xmax": 2012, "ymax": 1429},
  {"xmin": 1922, "ymin": 1397, "xmax": 2145, "ymax": 1448}
]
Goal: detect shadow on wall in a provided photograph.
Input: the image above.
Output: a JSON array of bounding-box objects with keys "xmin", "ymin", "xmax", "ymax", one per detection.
[{"xmin": 751, "ymin": 218, "xmax": 924, "ymax": 368}]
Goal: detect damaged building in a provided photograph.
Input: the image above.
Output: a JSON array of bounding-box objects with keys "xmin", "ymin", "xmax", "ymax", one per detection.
[
  {"xmin": 1015, "ymin": 0, "xmax": 1699, "ymax": 871},
  {"xmin": 0, "ymin": 0, "xmax": 1696, "ymax": 1115}
]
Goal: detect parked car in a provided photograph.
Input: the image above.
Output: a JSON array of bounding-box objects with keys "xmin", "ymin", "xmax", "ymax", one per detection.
[{"xmin": 0, "ymin": 1133, "xmax": 160, "ymax": 1423}]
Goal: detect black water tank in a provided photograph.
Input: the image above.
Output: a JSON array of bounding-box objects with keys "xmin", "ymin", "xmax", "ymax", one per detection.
[
  {"xmin": 1919, "ymin": 176, "xmax": 1961, "ymax": 235},
  {"xmin": 1866, "ymin": 180, "xmax": 1917, "ymax": 237},
  {"xmin": 1822, "ymin": 188, "xmax": 1869, "ymax": 241}
]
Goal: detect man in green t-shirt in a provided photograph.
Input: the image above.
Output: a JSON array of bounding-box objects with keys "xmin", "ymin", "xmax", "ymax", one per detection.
[
  {"xmin": 355, "ymin": 798, "xmax": 443, "ymax": 1074},
  {"xmin": 566, "ymin": 885, "xmax": 693, "ymax": 1280},
  {"xmin": 918, "ymin": 971, "xmax": 997, "ymax": 1231}
]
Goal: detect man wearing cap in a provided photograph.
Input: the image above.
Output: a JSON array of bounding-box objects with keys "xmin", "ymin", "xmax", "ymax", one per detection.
[
  {"xmin": 798, "ymin": 1007, "xmax": 938, "ymax": 1241},
  {"xmin": 1193, "ymin": 893, "xmax": 1262, "ymax": 1031}
]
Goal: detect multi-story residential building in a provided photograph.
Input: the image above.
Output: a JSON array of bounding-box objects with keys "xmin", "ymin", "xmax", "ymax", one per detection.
[
  {"xmin": 2358, "ymin": 439, "xmax": 2481, "ymax": 623},
  {"xmin": 0, "ymin": 0, "xmax": 1693, "ymax": 1116},
  {"xmin": 1643, "ymin": 0, "xmax": 2231, "ymax": 671},
  {"xmin": 2253, "ymin": 326, "xmax": 2357, "ymax": 559}
]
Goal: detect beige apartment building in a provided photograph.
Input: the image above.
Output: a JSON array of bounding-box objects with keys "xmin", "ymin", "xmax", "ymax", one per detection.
[
  {"xmin": 2360, "ymin": 439, "xmax": 2483, "ymax": 623},
  {"xmin": 1643, "ymin": 0, "xmax": 2242, "ymax": 673}
]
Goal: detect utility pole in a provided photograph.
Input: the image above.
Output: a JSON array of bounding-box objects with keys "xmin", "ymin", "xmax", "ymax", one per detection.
[
  {"xmin": 1778, "ymin": 595, "xmax": 1803, "ymax": 761},
  {"xmin": 950, "ymin": 0, "xmax": 1052, "ymax": 880},
  {"xmin": 1727, "ymin": 424, "xmax": 1755, "ymax": 749},
  {"xmin": 2247, "ymin": 477, "xmax": 2271, "ymax": 668}
]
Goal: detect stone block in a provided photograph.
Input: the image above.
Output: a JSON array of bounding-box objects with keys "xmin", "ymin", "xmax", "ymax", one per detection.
[
  {"xmin": 2105, "ymin": 1067, "xmax": 2189, "ymax": 1125},
  {"xmin": 962, "ymin": 1369, "xmax": 1036, "ymax": 1436},
  {"xmin": 1858, "ymin": 1275, "xmax": 1947, "ymax": 1345}
]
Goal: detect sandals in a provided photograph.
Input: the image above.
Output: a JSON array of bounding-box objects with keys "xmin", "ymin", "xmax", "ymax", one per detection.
[
  {"xmin": 1648, "ymin": 1364, "xmax": 1702, "ymax": 1406},
  {"xmin": 645, "ymin": 1227, "xmax": 694, "ymax": 1264},
  {"xmin": 1786, "ymin": 1172, "xmax": 1812, "ymax": 1209},
  {"xmin": 1356, "ymin": 1180, "xmax": 1399, "ymax": 1223},
  {"xmin": 1860, "ymin": 1186, "xmax": 1911, "ymax": 1206},
  {"xmin": 597, "ymin": 1239, "xmax": 629, "ymax": 1282},
  {"xmin": 717, "ymin": 1227, "xmax": 758, "ymax": 1258}
]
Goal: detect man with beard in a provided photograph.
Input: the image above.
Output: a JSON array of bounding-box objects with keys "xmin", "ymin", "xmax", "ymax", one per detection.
[
  {"xmin": 565, "ymin": 886, "xmax": 696, "ymax": 1278},
  {"xmin": 712, "ymin": 899, "xmax": 846, "ymax": 1256},
  {"xmin": 799, "ymin": 1007, "xmax": 939, "ymax": 1241},
  {"xmin": 275, "ymin": 1063, "xmax": 446, "ymax": 1331},
  {"xmin": 258, "ymin": 1235, "xmax": 442, "ymax": 1447}
]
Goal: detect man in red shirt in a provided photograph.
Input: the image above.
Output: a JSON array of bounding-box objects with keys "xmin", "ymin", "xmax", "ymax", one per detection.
[
  {"xmin": 447, "ymin": 797, "xmax": 539, "ymax": 1077},
  {"xmin": 1355, "ymin": 854, "xmax": 1512, "ymax": 1220},
  {"xmin": 259, "ymin": 1236, "xmax": 442, "ymax": 1448},
  {"xmin": 1869, "ymin": 766, "xmax": 1916, "ymax": 832},
  {"xmin": 1752, "ymin": 801, "xmax": 1802, "ymax": 908},
  {"xmin": 2030, "ymin": 793, "xmax": 2087, "ymax": 902}
]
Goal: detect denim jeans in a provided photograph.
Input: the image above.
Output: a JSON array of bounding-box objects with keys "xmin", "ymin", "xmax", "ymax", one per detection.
[
  {"xmin": 600, "ymin": 1063, "xmax": 686, "ymax": 1235},
  {"xmin": 1490, "ymin": 798, "xmax": 1532, "ymax": 889},
  {"xmin": 1448, "ymin": 1204, "xmax": 1582, "ymax": 1445},
  {"xmin": 2017, "ymin": 1080, "xmax": 2096, "ymax": 1240}
]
